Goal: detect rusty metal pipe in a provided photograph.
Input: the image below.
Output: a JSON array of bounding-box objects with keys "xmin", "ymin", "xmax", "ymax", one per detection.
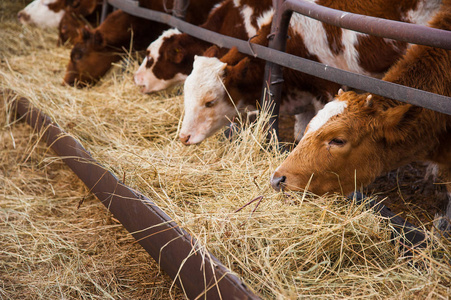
[{"xmin": 10, "ymin": 93, "xmax": 260, "ymax": 300}]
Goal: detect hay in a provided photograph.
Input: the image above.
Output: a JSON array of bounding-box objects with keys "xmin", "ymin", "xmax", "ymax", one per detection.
[{"xmin": 1, "ymin": 1, "xmax": 451, "ymax": 298}]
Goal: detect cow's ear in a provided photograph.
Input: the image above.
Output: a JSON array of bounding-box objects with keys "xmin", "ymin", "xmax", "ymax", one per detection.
[
  {"xmin": 379, "ymin": 104, "xmax": 413, "ymax": 144},
  {"xmin": 65, "ymin": 0, "xmax": 79, "ymax": 7},
  {"xmin": 203, "ymin": 45, "xmax": 220, "ymax": 58},
  {"xmin": 221, "ymin": 47, "xmax": 245, "ymax": 65},
  {"xmin": 71, "ymin": 0, "xmax": 81, "ymax": 8},
  {"xmin": 48, "ymin": 1, "xmax": 65, "ymax": 12},
  {"xmin": 228, "ymin": 57, "xmax": 250, "ymax": 83}
]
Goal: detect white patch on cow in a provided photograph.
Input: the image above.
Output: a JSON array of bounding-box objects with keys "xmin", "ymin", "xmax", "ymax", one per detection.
[
  {"xmin": 18, "ymin": 0, "xmax": 64, "ymax": 28},
  {"xmin": 290, "ymin": 12, "xmax": 369, "ymax": 76},
  {"xmin": 240, "ymin": 5, "xmax": 257, "ymax": 37},
  {"xmin": 134, "ymin": 28, "xmax": 182, "ymax": 93},
  {"xmin": 403, "ymin": 0, "xmax": 441, "ymax": 25},
  {"xmin": 236, "ymin": 2, "xmax": 274, "ymax": 38},
  {"xmin": 305, "ymin": 100, "xmax": 347, "ymax": 134},
  {"xmin": 180, "ymin": 56, "xmax": 238, "ymax": 144},
  {"xmin": 256, "ymin": 8, "xmax": 275, "ymax": 28}
]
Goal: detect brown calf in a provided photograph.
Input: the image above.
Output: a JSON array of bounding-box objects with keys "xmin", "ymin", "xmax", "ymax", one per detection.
[
  {"xmin": 271, "ymin": 0, "xmax": 451, "ymax": 229},
  {"xmin": 63, "ymin": 0, "xmax": 219, "ymax": 87},
  {"xmin": 179, "ymin": 0, "xmax": 441, "ymax": 145}
]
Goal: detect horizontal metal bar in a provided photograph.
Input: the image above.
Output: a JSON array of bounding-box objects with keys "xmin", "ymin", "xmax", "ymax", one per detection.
[
  {"xmin": 263, "ymin": 47, "xmax": 451, "ymax": 115},
  {"xmin": 283, "ymin": 0, "xmax": 451, "ymax": 50},
  {"xmin": 108, "ymin": 0, "xmax": 451, "ymax": 115},
  {"xmin": 10, "ymin": 91, "xmax": 260, "ymax": 300}
]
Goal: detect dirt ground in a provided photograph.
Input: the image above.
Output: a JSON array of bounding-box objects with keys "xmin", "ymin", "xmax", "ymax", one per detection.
[{"xmin": 278, "ymin": 114, "xmax": 448, "ymax": 228}]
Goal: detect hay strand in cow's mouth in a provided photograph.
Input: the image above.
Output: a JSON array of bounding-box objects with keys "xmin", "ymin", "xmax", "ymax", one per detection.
[{"xmin": 1, "ymin": 1, "xmax": 451, "ymax": 299}]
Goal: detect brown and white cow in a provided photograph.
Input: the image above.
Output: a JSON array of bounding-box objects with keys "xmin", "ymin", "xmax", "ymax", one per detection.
[
  {"xmin": 270, "ymin": 0, "xmax": 451, "ymax": 229},
  {"xmin": 179, "ymin": 0, "xmax": 442, "ymax": 145},
  {"xmin": 18, "ymin": 0, "xmax": 65, "ymax": 28},
  {"xmin": 63, "ymin": 0, "xmax": 220, "ymax": 87},
  {"xmin": 134, "ymin": 0, "xmax": 274, "ymax": 94}
]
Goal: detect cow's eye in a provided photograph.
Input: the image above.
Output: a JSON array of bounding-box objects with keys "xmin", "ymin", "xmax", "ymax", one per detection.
[
  {"xmin": 72, "ymin": 50, "xmax": 83, "ymax": 61},
  {"xmin": 329, "ymin": 138, "xmax": 346, "ymax": 146},
  {"xmin": 205, "ymin": 101, "xmax": 215, "ymax": 108},
  {"xmin": 145, "ymin": 57, "xmax": 154, "ymax": 69}
]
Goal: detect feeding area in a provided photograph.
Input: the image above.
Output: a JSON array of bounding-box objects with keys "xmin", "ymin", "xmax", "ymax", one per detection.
[{"xmin": 1, "ymin": 0, "xmax": 451, "ymax": 299}]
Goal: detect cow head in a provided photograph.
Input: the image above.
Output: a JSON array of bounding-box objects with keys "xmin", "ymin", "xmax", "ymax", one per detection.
[
  {"xmin": 134, "ymin": 29, "xmax": 189, "ymax": 93},
  {"xmin": 64, "ymin": 27, "xmax": 119, "ymax": 87},
  {"xmin": 179, "ymin": 47, "xmax": 263, "ymax": 145},
  {"xmin": 18, "ymin": 0, "xmax": 65, "ymax": 28},
  {"xmin": 133, "ymin": 29, "xmax": 207, "ymax": 94},
  {"xmin": 270, "ymin": 90, "xmax": 414, "ymax": 196}
]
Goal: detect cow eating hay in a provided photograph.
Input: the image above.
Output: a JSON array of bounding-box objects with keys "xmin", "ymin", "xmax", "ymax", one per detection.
[{"xmin": 271, "ymin": 0, "xmax": 451, "ymax": 233}]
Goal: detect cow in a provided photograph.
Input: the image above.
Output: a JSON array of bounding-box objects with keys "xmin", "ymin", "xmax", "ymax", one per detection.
[
  {"xmin": 18, "ymin": 0, "xmax": 65, "ymax": 28},
  {"xmin": 63, "ymin": 0, "xmax": 220, "ymax": 87},
  {"xmin": 270, "ymin": 0, "xmax": 451, "ymax": 231},
  {"xmin": 134, "ymin": 0, "xmax": 274, "ymax": 94},
  {"xmin": 179, "ymin": 0, "xmax": 442, "ymax": 145},
  {"xmin": 58, "ymin": 0, "xmax": 103, "ymax": 45}
]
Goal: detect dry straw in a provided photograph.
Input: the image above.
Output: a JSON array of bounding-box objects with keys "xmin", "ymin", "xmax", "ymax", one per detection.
[{"xmin": 1, "ymin": 1, "xmax": 450, "ymax": 299}]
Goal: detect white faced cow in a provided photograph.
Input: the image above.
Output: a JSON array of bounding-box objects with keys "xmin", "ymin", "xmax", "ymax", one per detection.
[{"xmin": 179, "ymin": 0, "xmax": 442, "ymax": 145}]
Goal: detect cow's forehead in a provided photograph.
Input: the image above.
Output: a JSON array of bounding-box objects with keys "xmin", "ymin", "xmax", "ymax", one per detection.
[
  {"xmin": 184, "ymin": 56, "xmax": 226, "ymax": 105},
  {"xmin": 190, "ymin": 56, "xmax": 226, "ymax": 89},
  {"xmin": 149, "ymin": 28, "xmax": 181, "ymax": 56},
  {"xmin": 306, "ymin": 99, "xmax": 347, "ymax": 134}
]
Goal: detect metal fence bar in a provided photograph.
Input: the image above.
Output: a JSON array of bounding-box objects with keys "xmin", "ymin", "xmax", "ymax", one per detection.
[
  {"xmin": 106, "ymin": 0, "xmax": 451, "ymax": 121},
  {"xmin": 283, "ymin": 0, "xmax": 451, "ymax": 49},
  {"xmin": 100, "ymin": 0, "xmax": 110, "ymax": 23},
  {"xmin": 9, "ymin": 93, "xmax": 260, "ymax": 300}
]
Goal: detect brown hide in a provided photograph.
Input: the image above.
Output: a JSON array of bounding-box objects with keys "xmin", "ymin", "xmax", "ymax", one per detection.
[
  {"xmin": 58, "ymin": 0, "xmax": 103, "ymax": 45},
  {"xmin": 271, "ymin": 1, "xmax": 451, "ymax": 196},
  {"xmin": 218, "ymin": 0, "xmax": 437, "ymax": 113},
  {"xmin": 64, "ymin": 0, "xmax": 219, "ymax": 87}
]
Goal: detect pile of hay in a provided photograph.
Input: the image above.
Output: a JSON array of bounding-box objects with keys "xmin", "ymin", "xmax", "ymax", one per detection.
[{"xmin": 1, "ymin": 1, "xmax": 450, "ymax": 298}]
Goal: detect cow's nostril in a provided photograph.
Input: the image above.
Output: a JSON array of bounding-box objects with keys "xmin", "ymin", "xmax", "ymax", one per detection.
[
  {"xmin": 270, "ymin": 175, "xmax": 286, "ymax": 191},
  {"xmin": 180, "ymin": 134, "xmax": 191, "ymax": 145}
]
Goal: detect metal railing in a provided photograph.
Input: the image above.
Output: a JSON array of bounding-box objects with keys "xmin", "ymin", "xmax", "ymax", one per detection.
[{"xmin": 103, "ymin": 0, "xmax": 451, "ymax": 137}]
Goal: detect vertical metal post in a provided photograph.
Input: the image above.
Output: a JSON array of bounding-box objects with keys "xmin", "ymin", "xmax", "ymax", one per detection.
[
  {"xmin": 261, "ymin": 0, "xmax": 292, "ymax": 141},
  {"xmin": 172, "ymin": 0, "xmax": 189, "ymax": 19},
  {"xmin": 100, "ymin": 0, "xmax": 110, "ymax": 23}
]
